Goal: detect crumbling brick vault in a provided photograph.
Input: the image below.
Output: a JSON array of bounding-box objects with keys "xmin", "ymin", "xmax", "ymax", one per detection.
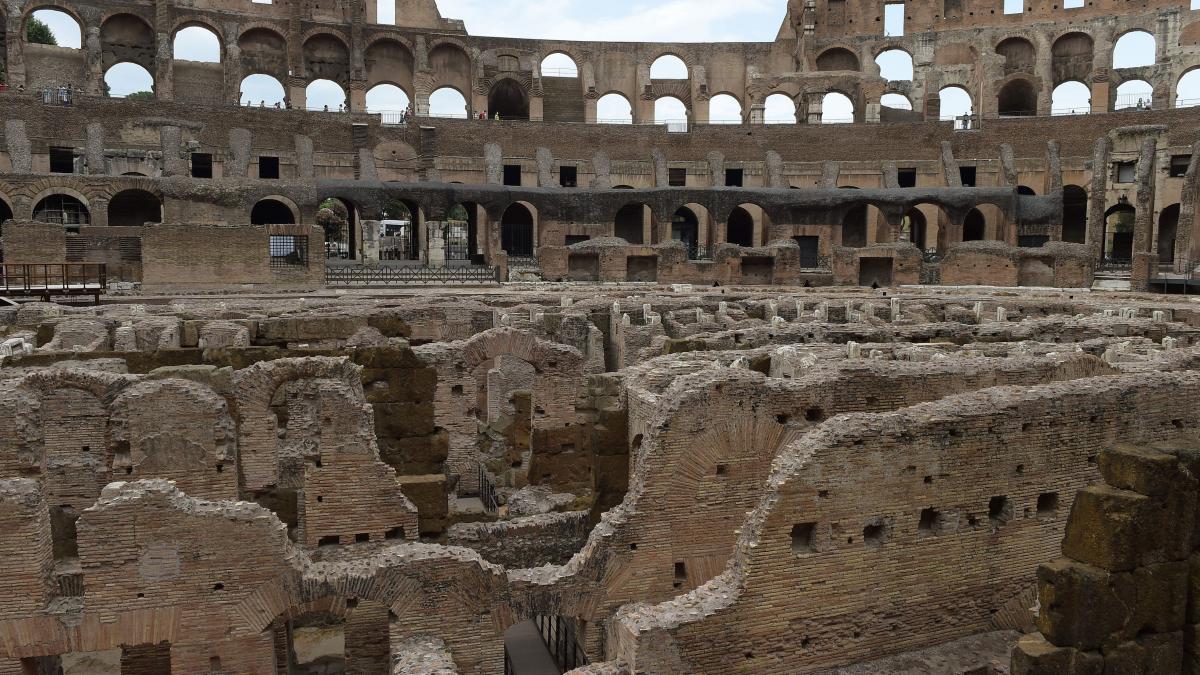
[{"xmin": 2, "ymin": 287, "xmax": 1200, "ymax": 674}]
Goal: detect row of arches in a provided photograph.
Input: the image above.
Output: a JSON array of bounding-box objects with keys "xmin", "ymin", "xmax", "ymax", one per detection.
[{"xmin": 16, "ymin": 189, "xmax": 163, "ymax": 227}]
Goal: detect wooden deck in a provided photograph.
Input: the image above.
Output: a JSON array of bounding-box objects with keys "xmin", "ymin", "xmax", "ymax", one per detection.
[{"xmin": 0, "ymin": 263, "xmax": 107, "ymax": 303}]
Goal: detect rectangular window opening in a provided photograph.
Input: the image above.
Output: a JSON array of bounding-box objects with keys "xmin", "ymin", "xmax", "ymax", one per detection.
[
  {"xmin": 1115, "ymin": 162, "xmax": 1137, "ymax": 184},
  {"xmin": 565, "ymin": 234, "xmax": 590, "ymax": 246},
  {"xmin": 317, "ymin": 535, "xmax": 339, "ymax": 547},
  {"xmin": 959, "ymin": 166, "xmax": 977, "ymax": 187},
  {"xmin": 1037, "ymin": 492, "xmax": 1060, "ymax": 517},
  {"xmin": 725, "ymin": 168, "xmax": 744, "ymax": 187},
  {"xmin": 503, "ymin": 165, "xmax": 522, "ymax": 186},
  {"xmin": 884, "ymin": 3, "xmax": 905, "ymax": 36},
  {"xmin": 1003, "ymin": 0, "xmax": 1023, "ymax": 13},
  {"xmin": 258, "ymin": 156, "xmax": 280, "ymax": 179},
  {"xmin": 1170, "ymin": 155, "xmax": 1191, "ymax": 178},
  {"xmin": 50, "ymin": 147, "xmax": 75, "ymax": 174},
  {"xmin": 385, "ymin": 526, "xmax": 405, "ymax": 540},
  {"xmin": 672, "ymin": 561, "xmax": 687, "ymax": 588},
  {"xmin": 269, "ymin": 235, "xmax": 308, "ymax": 268},
  {"xmin": 791, "ymin": 523, "xmax": 816, "ymax": 554},
  {"xmin": 559, "ymin": 165, "xmax": 578, "ymax": 188},
  {"xmin": 191, "ymin": 152, "xmax": 213, "ymax": 179},
  {"xmin": 668, "ymin": 167, "xmax": 687, "ymax": 187},
  {"xmin": 1065, "ymin": 0, "xmax": 1084, "ymax": 7},
  {"xmin": 898, "ymin": 168, "xmax": 917, "ymax": 188}
]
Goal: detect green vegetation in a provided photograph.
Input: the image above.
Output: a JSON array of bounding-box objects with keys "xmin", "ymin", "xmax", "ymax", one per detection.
[{"xmin": 26, "ymin": 17, "xmax": 58, "ymax": 46}]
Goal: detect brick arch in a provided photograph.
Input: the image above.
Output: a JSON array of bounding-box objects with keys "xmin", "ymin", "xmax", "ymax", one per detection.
[
  {"xmin": 300, "ymin": 27, "xmax": 350, "ymax": 49},
  {"xmin": 22, "ymin": 3, "xmax": 88, "ymax": 33},
  {"xmin": 646, "ymin": 49, "xmax": 697, "ymax": 69},
  {"xmin": 458, "ymin": 326, "xmax": 583, "ymax": 374},
  {"xmin": 27, "ymin": 182, "xmax": 94, "ymax": 210},
  {"xmin": 363, "ymin": 32, "xmax": 415, "ymax": 54}
]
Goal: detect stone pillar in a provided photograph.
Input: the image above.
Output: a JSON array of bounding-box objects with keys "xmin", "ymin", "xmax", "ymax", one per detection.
[
  {"xmin": 530, "ymin": 94, "xmax": 544, "ymax": 122},
  {"xmin": 1130, "ymin": 137, "xmax": 1158, "ymax": 292},
  {"xmin": 349, "ymin": 79, "xmax": 367, "ymax": 113},
  {"xmin": 361, "ymin": 219, "xmax": 380, "ymax": 263},
  {"xmin": 5, "ymin": 13, "xmax": 26, "ymax": 89},
  {"xmin": 154, "ymin": 24, "xmax": 173, "ymax": 101},
  {"xmin": 1085, "ymin": 136, "xmax": 1112, "ymax": 261},
  {"xmin": 1175, "ymin": 143, "xmax": 1200, "ymax": 270},
  {"xmin": 224, "ymin": 42, "xmax": 243, "ymax": 105},
  {"xmin": 85, "ymin": 27, "xmax": 104, "ymax": 96},
  {"xmin": 1045, "ymin": 141, "xmax": 1064, "ymax": 241},
  {"xmin": 427, "ymin": 221, "xmax": 445, "ymax": 267},
  {"xmin": 584, "ymin": 95, "xmax": 598, "ymax": 123},
  {"xmin": 288, "ymin": 76, "xmax": 307, "ymax": 111},
  {"xmin": 749, "ymin": 102, "xmax": 765, "ymax": 124}
]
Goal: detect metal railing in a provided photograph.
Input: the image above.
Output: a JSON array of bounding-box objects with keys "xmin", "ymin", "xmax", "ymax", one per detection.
[
  {"xmin": 325, "ymin": 264, "xmax": 499, "ymax": 286},
  {"xmin": 0, "ymin": 263, "xmax": 106, "ymax": 302},
  {"xmin": 1098, "ymin": 256, "xmax": 1133, "ymax": 273},
  {"xmin": 478, "ymin": 465, "xmax": 498, "ymax": 514},
  {"xmin": 534, "ymin": 615, "xmax": 589, "ymax": 672},
  {"xmin": 540, "ymin": 68, "xmax": 579, "ymax": 78}
]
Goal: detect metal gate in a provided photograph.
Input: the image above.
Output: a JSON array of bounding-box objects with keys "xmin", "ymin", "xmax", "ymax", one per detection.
[{"xmin": 501, "ymin": 221, "xmax": 534, "ymax": 257}]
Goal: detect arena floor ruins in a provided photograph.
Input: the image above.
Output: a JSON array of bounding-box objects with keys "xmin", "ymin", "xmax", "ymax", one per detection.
[{"xmin": 2, "ymin": 283, "xmax": 1200, "ymax": 674}]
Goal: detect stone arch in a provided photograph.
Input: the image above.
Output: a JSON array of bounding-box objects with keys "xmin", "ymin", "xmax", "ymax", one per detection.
[
  {"xmin": 25, "ymin": 7, "xmax": 84, "ymax": 48},
  {"xmin": 107, "ymin": 188, "xmax": 162, "ymax": 226},
  {"xmin": 488, "ymin": 77, "xmax": 529, "ymax": 120},
  {"xmin": 997, "ymin": 77, "xmax": 1038, "ymax": 116},
  {"xmin": 597, "ymin": 91, "xmax": 633, "ymax": 123},
  {"xmin": 171, "ymin": 22, "xmax": 222, "ymax": 63},
  {"xmin": 764, "ymin": 92, "xmax": 797, "ymax": 123},
  {"xmin": 33, "ymin": 192, "xmax": 90, "ymax": 225},
  {"xmin": 875, "ymin": 48, "xmax": 913, "ymax": 81},
  {"xmin": 428, "ymin": 41, "xmax": 473, "ymax": 98},
  {"xmin": 816, "ymin": 47, "xmax": 860, "ymax": 72},
  {"xmin": 708, "ymin": 92, "xmax": 744, "ymax": 124},
  {"xmin": 1113, "ymin": 29, "xmax": 1156, "ymax": 68},
  {"xmin": 615, "ymin": 202, "xmax": 651, "ymax": 244},
  {"xmin": 649, "ymin": 53, "xmax": 689, "ymax": 79},
  {"xmin": 364, "ymin": 37, "xmax": 414, "ymax": 92},
  {"xmin": 500, "ymin": 201, "xmax": 536, "ymax": 256},
  {"xmin": 540, "ymin": 51, "xmax": 579, "ymax": 77},
  {"xmin": 238, "ymin": 27, "xmax": 288, "ymax": 81},
  {"xmin": 251, "ymin": 197, "xmax": 299, "ymax": 225},
  {"xmin": 99, "ymin": 12, "xmax": 155, "ymax": 71},
  {"xmin": 1051, "ymin": 32, "xmax": 1094, "ymax": 85},
  {"xmin": 303, "ymin": 32, "xmax": 351, "ymax": 85},
  {"xmin": 1103, "ymin": 203, "xmax": 1136, "ymax": 262},
  {"xmin": 996, "ymin": 37, "xmax": 1036, "ymax": 75}
]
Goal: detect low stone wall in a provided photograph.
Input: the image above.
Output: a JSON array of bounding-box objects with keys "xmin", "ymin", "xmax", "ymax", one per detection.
[
  {"xmin": 446, "ymin": 511, "xmax": 590, "ymax": 567},
  {"xmin": 941, "ymin": 241, "xmax": 1095, "ymax": 288},
  {"xmin": 140, "ymin": 222, "xmax": 324, "ymax": 287}
]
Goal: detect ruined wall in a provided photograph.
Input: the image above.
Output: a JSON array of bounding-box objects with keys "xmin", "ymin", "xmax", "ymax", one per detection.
[{"xmin": 140, "ymin": 223, "xmax": 324, "ymax": 287}]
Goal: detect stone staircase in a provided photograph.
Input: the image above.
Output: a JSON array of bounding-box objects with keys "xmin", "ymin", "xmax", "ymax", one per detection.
[{"xmin": 541, "ymin": 77, "xmax": 586, "ymax": 123}]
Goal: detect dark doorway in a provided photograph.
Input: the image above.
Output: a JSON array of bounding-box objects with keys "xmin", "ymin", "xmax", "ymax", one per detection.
[
  {"xmin": 727, "ymin": 207, "xmax": 755, "ymax": 247},
  {"xmin": 488, "ymin": 79, "xmax": 529, "ymax": 120},
  {"xmin": 503, "ymin": 165, "xmax": 522, "ymax": 186},
  {"xmin": 501, "ymin": 203, "xmax": 535, "ymax": 257},
  {"xmin": 108, "ymin": 189, "xmax": 163, "ymax": 227},
  {"xmin": 1158, "ymin": 204, "xmax": 1180, "ymax": 264},
  {"xmin": 793, "ymin": 236, "xmax": 819, "ymax": 267},
  {"xmin": 673, "ymin": 207, "xmax": 700, "ymax": 257},
  {"xmin": 903, "ymin": 208, "xmax": 927, "ymax": 249},
  {"xmin": 842, "ymin": 206, "xmax": 867, "ymax": 247},
  {"xmin": 1104, "ymin": 204, "xmax": 1135, "ymax": 262},
  {"xmin": 614, "ymin": 204, "xmax": 646, "ymax": 244},
  {"xmin": 1062, "ymin": 185, "xmax": 1088, "ymax": 244},
  {"xmin": 250, "ymin": 199, "xmax": 295, "ymax": 225},
  {"xmin": 963, "ymin": 208, "xmax": 985, "ymax": 241},
  {"xmin": 859, "ymin": 257, "xmax": 893, "ymax": 286}
]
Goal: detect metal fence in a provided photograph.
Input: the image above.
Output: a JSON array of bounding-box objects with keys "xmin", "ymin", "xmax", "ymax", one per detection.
[
  {"xmin": 325, "ymin": 265, "xmax": 499, "ymax": 286},
  {"xmin": 478, "ymin": 465, "xmax": 498, "ymax": 514},
  {"xmin": 534, "ymin": 615, "xmax": 589, "ymax": 672}
]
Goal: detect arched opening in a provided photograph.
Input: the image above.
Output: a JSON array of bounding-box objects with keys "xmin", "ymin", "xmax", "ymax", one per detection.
[
  {"xmin": 240, "ymin": 74, "xmax": 286, "ymax": 107},
  {"xmin": 672, "ymin": 206, "xmax": 701, "ymax": 257},
  {"xmin": 875, "ymin": 49, "xmax": 913, "ymax": 81},
  {"xmin": 366, "ymin": 83, "xmax": 410, "ymax": 113},
  {"xmin": 708, "ymin": 94, "xmax": 743, "ymax": 124},
  {"xmin": 764, "ymin": 94, "xmax": 796, "ymax": 123},
  {"xmin": 429, "ymin": 87, "xmax": 468, "ymax": 118},
  {"xmin": 317, "ymin": 197, "xmax": 356, "ymax": 259},
  {"xmin": 727, "ymin": 207, "xmax": 755, "ymax": 247},
  {"xmin": 173, "ymin": 25, "xmax": 221, "ymax": 62},
  {"xmin": 597, "ymin": 92, "xmax": 633, "ymax": 123},
  {"xmin": 34, "ymin": 194, "xmax": 89, "ymax": 225},
  {"xmin": 996, "ymin": 37, "xmax": 1036, "ymax": 74},
  {"xmin": 1103, "ymin": 203, "xmax": 1136, "ymax": 262},
  {"xmin": 1113, "ymin": 30, "xmax": 1156, "ymax": 68},
  {"xmin": 816, "ymin": 47, "xmax": 860, "ymax": 72},
  {"xmin": 880, "ymin": 93, "xmax": 912, "ymax": 110},
  {"xmin": 488, "ymin": 79, "xmax": 529, "ymax": 120},
  {"xmin": 1158, "ymin": 204, "xmax": 1180, "ymax": 264},
  {"xmin": 100, "ymin": 13, "xmax": 154, "ymax": 71},
  {"xmin": 303, "ymin": 34, "xmax": 350, "ymax": 87},
  {"xmin": 380, "ymin": 198, "xmax": 420, "ymax": 261},
  {"xmin": 821, "ymin": 92, "xmax": 854, "ymax": 124},
  {"xmin": 963, "ymin": 208, "xmax": 986, "ymax": 241},
  {"xmin": 1052, "ymin": 33, "xmax": 1094, "ymax": 85},
  {"xmin": 501, "ymin": 203, "xmax": 535, "ymax": 257},
  {"xmin": 938, "ymin": 86, "xmax": 973, "ymax": 127},
  {"xmin": 614, "ymin": 203, "xmax": 649, "ymax": 244},
  {"xmin": 27, "ymin": 9, "xmax": 82, "ymax": 48},
  {"xmin": 250, "ymin": 199, "xmax": 296, "ymax": 225},
  {"xmin": 237, "ymin": 28, "xmax": 287, "ymax": 83},
  {"xmin": 1017, "ymin": 186, "xmax": 1037, "ymax": 196},
  {"xmin": 0, "ymin": 200, "xmax": 13, "ymax": 225},
  {"xmin": 442, "ymin": 203, "xmax": 476, "ymax": 262},
  {"xmin": 365, "ymin": 39, "xmax": 414, "ymax": 98},
  {"xmin": 655, "ymin": 96, "xmax": 688, "ymax": 128},
  {"xmin": 650, "ymin": 54, "xmax": 688, "ymax": 79},
  {"xmin": 427, "ymin": 43, "xmax": 473, "ymax": 99},
  {"xmin": 1178, "ymin": 70, "xmax": 1200, "ymax": 108},
  {"xmin": 306, "ymin": 79, "xmax": 346, "ymax": 111},
  {"xmin": 107, "ymin": 189, "xmax": 162, "ymax": 227},
  {"xmin": 541, "ymin": 52, "xmax": 578, "ymax": 78},
  {"xmin": 1062, "ymin": 185, "xmax": 1088, "ymax": 244},
  {"xmin": 997, "ymin": 79, "xmax": 1038, "ymax": 116},
  {"xmin": 1115, "ymin": 79, "xmax": 1153, "ymax": 110},
  {"xmin": 105, "ymin": 63, "xmax": 154, "ymax": 99},
  {"xmin": 842, "ymin": 205, "xmax": 868, "ymax": 248},
  {"xmin": 1052, "ymin": 81, "xmax": 1091, "ymax": 115},
  {"xmin": 902, "ymin": 208, "xmax": 928, "ymax": 249}
]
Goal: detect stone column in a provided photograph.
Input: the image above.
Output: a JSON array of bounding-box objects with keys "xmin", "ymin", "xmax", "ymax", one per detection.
[
  {"xmin": 84, "ymin": 27, "xmax": 104, "ymax": 96},
  {"xmin": 349, "ymin": 79, "xmax": 367, "ymax": 113},
  {"xmin": 5, "ymin": 13, "xmax": 26, "ymax": 88},
  {"xmin": 224, "ymin": 42, "xmax": 243, "ymax": 105},
  {"xmin": 288, "ymin": 76, "xmax": 307, "ymax": 110},
  {"xmin": 1130, "ymin": 137, "xmax": 1157, "ymax": 292},
  {"xmin": 1175, "ymin": 143, "xmax": 1200, "ymax": 270},
  {"xmin": 361, "ymin": 219, "xmax": 380, "ymax": 263},
  {"xmin": 427, "ymin": 221, "xmax": 445, "ymax": 267},
  {"xmin": 1085, "ymin": 136, "xmax": 1112, "ymax": 261}
]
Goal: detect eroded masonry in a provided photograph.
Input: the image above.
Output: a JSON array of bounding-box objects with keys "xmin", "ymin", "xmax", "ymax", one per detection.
[{"xmin": 4, "ymin": 0, "xmax": 1200, "ymax": 672}]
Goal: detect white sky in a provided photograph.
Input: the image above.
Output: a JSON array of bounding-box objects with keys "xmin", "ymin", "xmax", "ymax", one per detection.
[{"xmin": 28, "ymin": 4, "xmax": 1191, "ymax": 117}]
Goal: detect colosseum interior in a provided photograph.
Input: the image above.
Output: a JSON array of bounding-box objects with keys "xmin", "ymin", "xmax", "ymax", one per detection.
[{"xmin": 3, "ymin": 0, "xmax": 1200, "ymax": 672}]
